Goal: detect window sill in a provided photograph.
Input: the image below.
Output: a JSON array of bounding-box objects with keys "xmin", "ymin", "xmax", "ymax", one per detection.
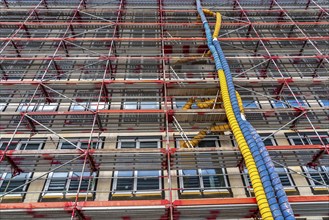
[
  {"xmin": 42, "ymin": 193, "xmax": 93, "ymax": 200},
  {"xmin": 247, "ymin": 187, "xmax": 298, "ymax": 196},
  {"xmin": 179, "ymin": 189, "xmax": 231, "ymax": 198},
  {"xmin": 312, "ymin": 187, "xmax": 329, "ymax": 194},
  {"xmin": 111, "ymin": 191, "xmax": 162, "ymax": 200},
  {"xmin": 0, "ymin": 195, "xmax": 24, "ymax": 203}
]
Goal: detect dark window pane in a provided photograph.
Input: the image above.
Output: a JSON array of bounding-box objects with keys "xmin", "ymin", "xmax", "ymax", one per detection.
[
  {"xmin": 48, "ymin": 173, "xmax": 68, "ymax": 192},
  {"xmin": 137, "ymin": 171, "xmax": 159, "ymax": 190},
  {"xmin": 308, "ymin": 167, "xmax": 329, "ymax": 186},
  {"xmin": 202, "ymin": 169, "xmax": 225, "ymax": 188},
  {"xmin": 69, "ymin": 172, "xmax": 90, "ymax": 192},
  {"xmin": 0, "ymin": 143, "xmax": 17, "ymax": 150},
  {"xmin": 23, "ymin": 143, "xmax": 40, "ymax": 150},
  {"xmin": 0, "ymin": 173, "xmax": 28, "ymax": 193},
  {"xmin": 61, "ymin": 142, "xmax": 78, "ymax": 149},
  {"xmin": 80, "ymin": 142, "xmax": 89, "ymax": 149},
  {"xmin": 182, "ymin": 170, "xmax": 200, "ymax": 189},
  {"xmin": 198, "ymin": 140, "xmax": 216, "ymax": 148},
  {"xmin": 121, "ymin": 142, "xmax": 136, "ymax": 148},
  {"xmin": 116, "ymin": 171, "xmax": 134, "ymax": 191},
  {"xmin": 140, "ymin": 141, "xmax": 158, "ymax": 148}
]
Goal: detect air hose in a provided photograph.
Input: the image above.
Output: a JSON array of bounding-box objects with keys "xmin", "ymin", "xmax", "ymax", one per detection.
[
  {"xmin": 195, "ymin": 0, "xmax": 296, "ymax": 219},
  {"xmin": 196, "ymin": 1, "xmax": 274, "ymax": 219}
]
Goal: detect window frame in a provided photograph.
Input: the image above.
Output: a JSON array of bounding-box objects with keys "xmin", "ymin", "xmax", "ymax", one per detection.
[
  {"xmin": 302, "ymin": 166, "xmax": 329, "ymax": 189},
  {"xmin": 318, "ymin": 99, "xmax": 329, "ymax": 107},
  {"xmin": 112, "ymin": 137, "xmax": 162, "ymax": 196},
  {"xmin": 242, "ymin": 99, "xmax": 261, "ymax": 109},
  {"xmin": 70, "ymin": 101, "xmax": 109, "ymax": 111},
  {"xmin": 242, "ymin": 167, "xmax": 295, "ymax": 193},
  {"xmin": 42, "ymin": 171, "xmax": 96, "ymax": 198},
  {"xmin": 0, "ymin": 140, "xmax": 44, "ymax": 151},
  {"xmin": 17, "ymin": 102, "xmax": 58, "ymax": 112},
  {"xmin": 57, "ymin": 138, "xmax": 103, "ymax": 150},
  {"xmin": 0, "ymin": 172, "xmax": 32, "ymax": 198},
  {"xmin": 112, "ymin": 170, "xmax": 162, "ymax": 195},
  {"xmin": 258, "ymin": 133, "xmax": 277, "ymax": 146},
  {"xmin": 0, "ymin": 102, "xmax": 7, "ymax": 112},
  {"xmin": 286, "ymin": 132, "xmax": 329, "ymax": 146},
  {"xmin": 176, "ymin": 137, "xmax": 230, "ymax": 194}
]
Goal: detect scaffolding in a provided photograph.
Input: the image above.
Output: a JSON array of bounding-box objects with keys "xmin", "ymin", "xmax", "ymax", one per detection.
[{"xmin": 0, "ymin": 0, "xmax": 328, "ymax": 219}]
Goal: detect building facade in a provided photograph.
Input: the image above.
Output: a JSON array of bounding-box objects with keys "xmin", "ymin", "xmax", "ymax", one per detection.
[{"xmin": 0, "ymin": 0, "xmax": 328, "ymax": 219}]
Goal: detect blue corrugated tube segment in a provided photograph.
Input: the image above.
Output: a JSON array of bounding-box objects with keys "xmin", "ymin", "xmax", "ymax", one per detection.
[
  {"xmin": 246, "ymin": 120, "xmax": 296, "ymax": 219},
  {"xmin": 195, "ymin": 0, "xmax": 295, "ymax": 219}
]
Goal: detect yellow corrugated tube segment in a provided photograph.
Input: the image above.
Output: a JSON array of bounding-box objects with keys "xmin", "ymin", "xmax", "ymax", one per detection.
[
  {"xmin": 180, "ymin": 130, "xmax": 207, "ymax": 148},
  {"xmin": 202, "ymin": 9, "xmax": 215, "ymax": 17},
  {"xmin": 182, "ymin": 98, "xmax": 194, "ymax": 110},
  {"xmin": 180, "ymin": 124, "xmax": 230, "ymax": 148},
  {"xmin": 196, "ymin": 98, "xmax": 216, "ymax": 109},
  {"xmin": 218, "ymin": 69, "xmax": 273, "ymax": 220},
  {"xmin": 235, "ymin": 91, "xmax": 244, "ymax": 114},
  {"xmin": 210, "ymin": 124, "xmax": 230, "ymax": 132},
  {"xmin": 213, "ymin": 12, "xmax": 221, "ymax": 39}
]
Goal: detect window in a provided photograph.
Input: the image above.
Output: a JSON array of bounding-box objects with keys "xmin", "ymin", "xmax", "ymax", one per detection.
[
  {"xmin": 259, "ymin": 133, "xmax": 277, "ymax": 146},
  {"xmin": 42, "ymin": 171, "xmax": 96, "ymax": 200},
  {"xmin": 0, "ymin": 173, "xmax": 32, "ymax": 199},
  {"xmin": 17, "ymin": 103, "xmax": 58, "ymax": 112},
  {"xmin": 286, "ymin": 132, "xmax": 329, "ymax": 145},
  {"xmin": 176, "ymin": 137, "xmax": 230, "ymax": 196},
  {"xmin": 58, "ymin": 138, "xmax": 103, "ymax": 150},
  {"xmin": 118, "ymin": 137, "xmax": 161, "ymax": 149},
  {"xmin": 243, "ymin": 100, "xmax": 260, "ymax": 108},
  {"xmin": 242, "ymin": 167, "xmax": 295, "ymax": 195},
  {"xmin": 111, "ymin": 137, "xmax": 162, "ymax": 197},
  {"xmin": 122, "ymin": 90, "xmax": 159, "ymax": 110},
  {"xmin": 0, "ymin": 140, "xmax": 44, "ymax": 150},
  {"xmin": 286, "ymin": 99, "xmax": 308, "ymax": 108},
  {"xmin": 70, "ymin": 102, "xmax": 109, "ymax": 111},
  {"xmin": 319, "ymin": 99, "xmax": 329, "ymax": 107},
  {"xmin": 121, "ymin": 91, "xmax": 160, "ymax": 123},
  {"xmin": 0, "ymin": 102, "xmax": 7, "ymax": 111},
  {"xmin": 173, "ymin": 99, "xmax": 198, "ymax": 109},
  {"xmin": 271, "ymin": 99, "xmax": 309, "ymax": 108},
  {"xmin": 303, "ymin": 166, "xmax": 329, "ymax": 189},
  {"xmin": 271, "ymin": 100, "xmax": 287, "ymax": 108}
]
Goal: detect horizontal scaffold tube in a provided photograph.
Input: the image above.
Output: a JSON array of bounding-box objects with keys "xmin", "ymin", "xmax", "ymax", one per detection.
[{"xmin": 196, "ymin": 1, "xmax": 274, "ymax": 219}]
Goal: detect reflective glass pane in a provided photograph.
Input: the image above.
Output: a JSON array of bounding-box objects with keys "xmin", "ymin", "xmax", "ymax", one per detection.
[
  {"xmin": 140, "ymin": 141, "xmax": 158, "ymax": 148},
  {"xmin": 243, "ymin": 100, "xmax": 258, "ymax": 108},
  {"xmin": 137, "ymin": 170, "xmax": 159, "ymax": 190},
  {"xmin": 140, "ymin": 101, "xmax": 159, "ymax": 110},
  {"xmin": 121, "ymin": 142, "xmax": 136, "ymax": 148},
  {"xmin": 61, "ymin": 142, "xmax": 78, "ymax": 149},
  {"xmin": 0, "ymin": 143, "xmax": 16, "ymax": 150},
  {"xmin": 0, "ymin": 173, "xmax": 28, "ymax": 194},
  {"xmin": 116, "ymin": 171, "xmax": 134, "ymax": 191},
  {"xmin": 272, "ymin": 101, "xmax": 286, "ymax": 108},
  {"xmin": 48, "ymin": 173, "xmax": 68, "ymax": 192},
  {"xmin": 69, "ymin": 172, "xmax": 91, "ymax": 192},
  {"xmin": 287, "ymin": 99, "xmax": 306, "ymax": 107},
  {"xmin": 182, "ymin": 170, "xmax": 200, "ymax": 189},
  {"xmin": 23, "ymin": 143, "xmax": 40, "ymax": 150},
  {"xmin": 202, "ymin": 169, "xmax": 225, "ymax": 188},
  {"xmin": 123, "ymin": 102, "xmax": 137, "ymax": 110}
]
